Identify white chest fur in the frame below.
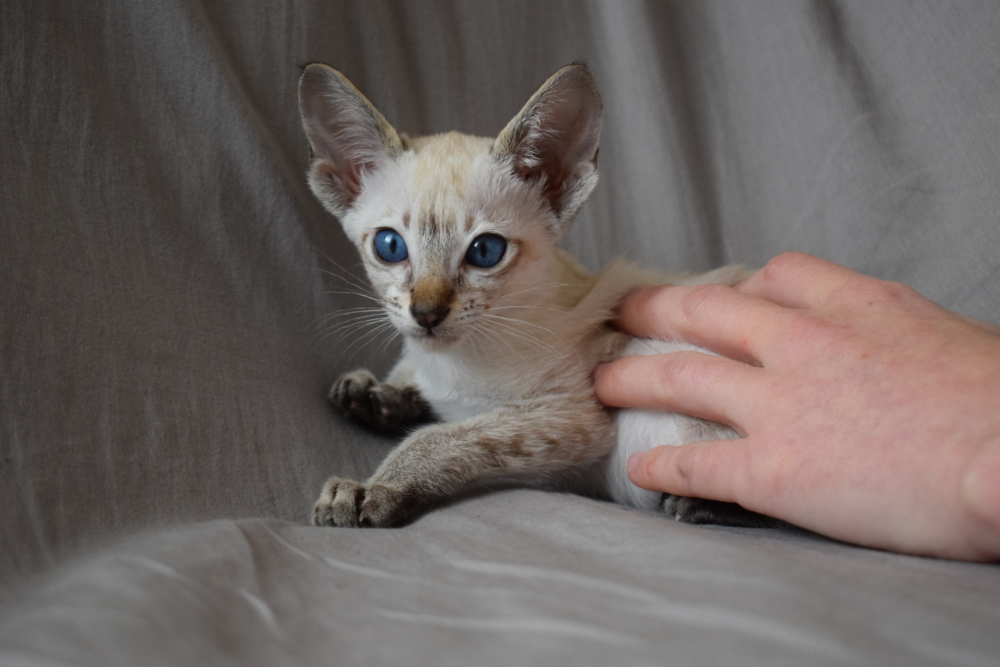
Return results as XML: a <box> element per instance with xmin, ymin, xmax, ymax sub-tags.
<box><xmin>407</xmin><ymin>348</ymin><xmax>514</xmax><ymax>423</ymax></box>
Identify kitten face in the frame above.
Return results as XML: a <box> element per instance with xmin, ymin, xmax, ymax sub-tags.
<box><xmin>299</xmin><ymin>64</ymin><xmax>603</xmax><ymax>351</ymax></box>
<box><xmin>342</xmin><ymin>133</ymin><xmax>556</xmax><ymax>349</ymax></box>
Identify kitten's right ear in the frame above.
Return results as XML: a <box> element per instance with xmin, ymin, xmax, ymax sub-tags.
<box><xmin>298</xmin><ymin>64</ymin><xmax>404</xmax><ymax>217</ymax></box>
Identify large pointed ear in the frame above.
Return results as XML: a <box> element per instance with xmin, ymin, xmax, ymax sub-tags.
<box><xmin>493</xmin><ymin>64</ymin><xmax>603</xmax><ymax>230</ymax></box>
<box><xmin>298</xmin><ymin>64</ymin><xmax>405</xmax><ymax>217</ymax></box>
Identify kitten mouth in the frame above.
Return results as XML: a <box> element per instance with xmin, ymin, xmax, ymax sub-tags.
<box><xmin>412</xmin><ymin>327</ymin><xmax>460</xmax><ymax>348</ymax></box>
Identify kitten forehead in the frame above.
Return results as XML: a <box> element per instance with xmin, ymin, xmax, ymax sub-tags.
<box><xmin>407</xmin><ymin>131</ymin><xmax>493</xmax><ymax>232</ymax></box>
<box><xmin>344</xmin><ymin>129</ymin><xmax>548</xmax><ymax>249</ymax></box>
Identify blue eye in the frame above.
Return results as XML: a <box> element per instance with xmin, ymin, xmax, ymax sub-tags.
<box><xmin>374</xmin><ymin>229</ymin><xmax>408</xmax><ymax>263</ymax></box>
<box><xmin>465</xmin><ymin>234</ymin><xmax>507</xmax><ymax>268</ymax></box>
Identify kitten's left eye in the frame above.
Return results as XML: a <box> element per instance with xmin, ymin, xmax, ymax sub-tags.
<box><xmin>465</xmin><ymin>234</ymin><xmax>507</xmax><ymax>268</ymax></box>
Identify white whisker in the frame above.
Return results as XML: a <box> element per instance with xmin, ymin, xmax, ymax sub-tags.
<box><xmin>342</xmin><ymin>321</ymin><xmax>398</xmax><ymax>363</ymax></box>
<box><xmin>478</xmin><ymin>315</ymin><xmax>562</xmax><ymax>360</ymax></box>
<box><xmin>488</xmin><ymin>304</ymin><xmax>606</xmax><ymax>335</ymax></box>
<box><xmin>313</xmin><ymin>307</ymin><xmax>385</xmax><ymax>327</ymax></box>
<box><xmin>318</xmin><ymin>315</ymin><xmax>391</xmax><ymax>340</ymax></box>
<box><xmin>316</xmin><ymin>315</ymin><xmax>392</xmax><ymax>345</ymax></box>
<box><xmin>373</xmin><ymin>326</ymin><xmax>403</xmax><ymax>360</ymax></box>
<box><xmin>321</xmin><ymin>289</ymin><xmax>383</xmax><ymax>305</ymax></box>
<box><xmin>315</xmin><ymin>251</ymin><xmax>373</xmax><ymax>288</ymax></box>
<box><xmin>498</xmin><ymin>282</ymin><xmax>580</xmax><ymax>299</ymax></box>
<box><xmin>316</xmin><ymin>269</ymin><xmax>382</xmax><ymax>302</ymax></box>
<box><xmin>482</xmin><ymin>312</ymin><xmax>569</xmax><ymax>344</ymax></box>
<box><xmin>470</xmin><ymin>320</ymin><xmax>528</xmax><ymax>364</ymax></box>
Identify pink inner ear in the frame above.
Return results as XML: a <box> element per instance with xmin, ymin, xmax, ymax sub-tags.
<box><xmin>515</xmin><ymin>160</ymin><xmax>569</xmax><ymax>214</ymax></box>
<box><xmin>504</xmin><ymin>68</ymin><xmax>601</xmax><ymax>218</ymax></box>
<box><xmin>315</xmin><ymin>159</ymin><xmax>365</xmax><ymax>208</ymax></box>
<box><xmin>513</xmin><ymin>115</ymin><xmax>591</xmax><ymax>215</ymax></box>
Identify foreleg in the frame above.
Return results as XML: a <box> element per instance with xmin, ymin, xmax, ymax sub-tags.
<box><xmin>314</xmin><ymin>395</ymin><xmax>612</xmax><ymax>527</ymax></box>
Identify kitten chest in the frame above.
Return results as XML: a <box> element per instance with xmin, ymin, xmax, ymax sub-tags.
<box><xmin>408</xmin><ymin>350</ymin><xmax>517</xmax><ymax>423</ymax></box>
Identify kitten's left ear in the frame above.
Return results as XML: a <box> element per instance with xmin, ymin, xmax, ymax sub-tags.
<box><xmin>494</xmin><ymin>64</ymin><xmax>603</xmax><ymax>232</ymax></box>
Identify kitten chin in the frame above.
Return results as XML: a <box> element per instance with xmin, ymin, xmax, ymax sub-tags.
<box><xmin>411</xmin><ymin>331</ymin><xmax>462</xmax><ymax>351</ymax></box>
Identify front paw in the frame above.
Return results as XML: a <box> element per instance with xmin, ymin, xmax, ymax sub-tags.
<box><xmin>328</xmin><ymin>369</ymin><xmax>429</xmax><ymax>433</ymax></box>
<box><xmin>312</xmin><ymin>476</ymin><xmax>411</xmax><ymax>528</ymax></box>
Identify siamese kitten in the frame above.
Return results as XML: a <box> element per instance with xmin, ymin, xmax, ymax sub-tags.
<box><xmin>300</xmin><ymin>63</ymin><xmax>774</xmax><ymax>529</ymax></box>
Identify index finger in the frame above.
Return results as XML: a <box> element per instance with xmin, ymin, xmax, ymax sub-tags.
<box><xmin>614</xmin><ymin>282</ymin><xmax>795</xmax><ymax>364</ymax></box>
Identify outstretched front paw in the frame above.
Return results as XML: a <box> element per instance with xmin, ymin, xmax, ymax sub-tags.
<box><xmin>312</xmin><ymin>476</ymin><xmax>412</xmax><ymax>528</ymax></box>
<box><xmin>328</xmin><ymin>369</ymin><xmax>430</xmax><ymax>433</ymax></box>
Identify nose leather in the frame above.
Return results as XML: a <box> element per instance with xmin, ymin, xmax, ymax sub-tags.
<box><xmin>410</xmin><ymin>277</ymin><xmax>454</xmax><ymax>331</ymax></box>
<box><xmin>410</xmin><ymin>302</ymin><xmax>451</xmax><ymax>330</ymax></box>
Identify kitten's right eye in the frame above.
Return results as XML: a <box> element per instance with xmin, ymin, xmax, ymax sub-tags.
<box><xmin>374</xmin><ymin>229</ymin><xmax>408</xmax><ymax>263</ymax></box>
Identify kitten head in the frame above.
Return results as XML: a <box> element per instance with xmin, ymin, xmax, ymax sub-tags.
<box><xmin>299</xmin><ymin>64</ymin><xmax>602</xmax><ymax>350</ymax></box>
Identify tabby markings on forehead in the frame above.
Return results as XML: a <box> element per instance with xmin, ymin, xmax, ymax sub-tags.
<box><xmin>421</xmin><ymin>213</ymin><xmax>441</xmax><ymax>238</ymax></box>
<box><xmin>413</xmin><ymin>211</ymin><xmax>468</xmax><ymax>240</ymax></box>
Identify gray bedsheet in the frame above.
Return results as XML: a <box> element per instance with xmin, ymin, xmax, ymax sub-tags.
<box><xmin>2</xmin><ymin>1</ymin><xmax>999</xmax><ymax>665</ymax></box>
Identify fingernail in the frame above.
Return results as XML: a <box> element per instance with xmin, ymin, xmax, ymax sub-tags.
<box><xmin>627</xmin><ymin>452</ymin><xmax>643</xmax><ymax>472</ymax></box>
<box><xmin>592</xmin><ymin>363</ymin><xmax>607</xmax><ymax>382</ymax></box>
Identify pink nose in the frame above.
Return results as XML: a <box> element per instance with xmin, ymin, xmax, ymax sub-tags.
<box><xmin>410</xmin><ymin>303</ymin><xmax>450</xmax><ymax>330</ymax></box>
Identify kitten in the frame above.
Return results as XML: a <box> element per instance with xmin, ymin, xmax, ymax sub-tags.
<box><xmin>300</xmin><ymin>63</ymin><xmax>775</xmax><ymax>529</ymax></box>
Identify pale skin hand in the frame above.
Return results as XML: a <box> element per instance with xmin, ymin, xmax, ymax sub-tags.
<box><xmin>593</xmin><ymin>252</ymin><xmax>1000</xmax><ymax>561</ymax></box>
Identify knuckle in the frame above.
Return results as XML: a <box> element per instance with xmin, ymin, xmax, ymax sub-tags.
<box><xmin>873</xmin><ymin>279</ymin><xmax>914</xmax><ymax>303</ymax></box>
<box><xmin>840</xmin><ymin>276</ymin><xmax>914</xmax><ymax>306</ymax></box>
<box><xmin>651</xmin><ymin>353</ymin><xmax>704</xmax><ymax>404</ymax></box>
<box><xmin>680</xmin><ymin>283</ymin><xmax>728</xmax><ymax>320</ymax></box>
<box><xmin>669</xmin><ymin>448</ymin><xmax>700</xmax><ymax>494</ymax></box>
<box><xmin>763</xmin><ymin>251</ymin><xmax>811</xmax><ymax>281</ymax></box>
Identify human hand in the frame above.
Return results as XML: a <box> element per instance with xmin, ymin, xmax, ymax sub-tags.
<box><xmin>593</xmin><ymin>252</ymin><xmax>1000</xmax><ymax>561</ymax></box>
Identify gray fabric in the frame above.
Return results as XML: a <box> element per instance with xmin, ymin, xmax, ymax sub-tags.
<box><xmin>3</xmin><ymin>498</ymin><xmax>1000</xmax><ymax>667</ymax></box>
<box><xmin>1</xmin><ymin>0</ymin><xmax>998</xmax><ymax>664</ymax></box>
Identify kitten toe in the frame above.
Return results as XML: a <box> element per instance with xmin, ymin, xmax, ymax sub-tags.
<box><xmin>331</xmin><ymin>480</ymin><xmax>367</xmax><ymax>527</ymax></box>
<box><xmin>358</xmin><ymin>484</ymin><xmax>410</xmax><ymax>527</ymax></box>
<box><xmin>329</xmin><ymin>370</ymin><xmax>379</xmax><ymax>421</ymax></box>
<box><xmin>367</xmin><ymin>384</ymin><xmax>432</xmax><ymax>430</ymax></box>
<box><xmin>313</xmin><ymin>476</ymin><xmax>365</xmax><ymax>527</ymax></box>
<box><xmin>312</xmin><ymin>481</ymin><xmax>337</xmax><ymax>526</ymax></box>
